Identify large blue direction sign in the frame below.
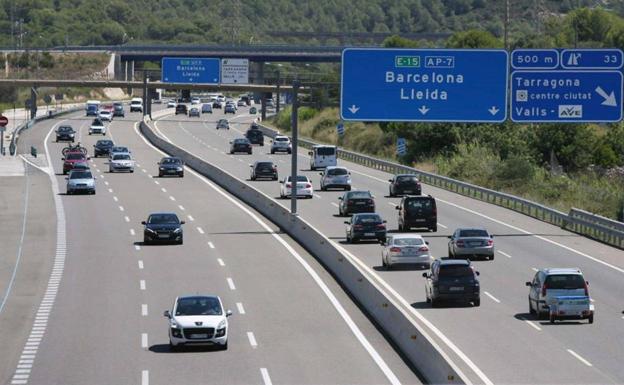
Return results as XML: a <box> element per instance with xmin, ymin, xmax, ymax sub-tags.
<box><xmin>511</xmin><ymin>71</ymin><xmax>623</xmax><ymax>123</ymax></box>
<box><xmin>161</xmin><ymin>57</ymin><xmax>220</xmax><ymax>84</ymax></box>
<box><xmin>561</xmin><ymin>49</ymin><xmax>623</xmax><ymax>69</ymax></box>
<box><xmin>341</xmin><ymin>48</ymin><xmax>508</xmax><ymax>122</ymax></box>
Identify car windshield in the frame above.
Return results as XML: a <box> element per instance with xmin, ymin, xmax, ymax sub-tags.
<box><xmin>113</xmin><ymin>154</ymin><xmax>131</xmax><ymax>160</ymax></box>
<box><xmin>275</xmin><ymin>137</ymin><xmax>289</xmax><ymax>142</ymax></box>
<box><xmin>545</xmin><ymin>274</ymin><xmax>585</xmax><ymax>289</ymax></box>
<box><xmin>347</xmin><ymin>191</ymin><xmax>371</xmax><ymax>199</ymax></box>
<box><xmin>316</xmin><ymin>147</ymin><xmax>335</xmax><ymax>156</ymax></box>
<box><xmin>256</xmin><ymin>162</ymin><xmax>273</xmax><ymax>168</ymax></box>
<box><xmin>459</xmin><ymin>229</ymin><xmax>489</xmax><ymax>237</ymax></box>
<box><xmin>97</xmin><ymin>141</ymin><xmax>113</xmax><ymax>146</ymax></box>
<box><xmin>327</xmin><ymin>168</ymin><xmax>348</xmax><ymax>176</ymax></box>
<box><xmin>176</xmin><ymin>297</ymin><xmax>222</xmax><ymax>316</ymax></box>
<box><xmin>92</xmin><ymin>119</ymin><xmax>103</xmax><ymax>125</ymax></box>
<box><xmin>114</xmin><ymin>105</ymin><xmax>123</xmax><ymax>110</ymax></box>
<box><xmin>354</xmin><ymin>214</ymin><xmax>381</xmax><ymax>224</ymax></box>
<box><xmin>148</xmin><ymin>214</ymin><xmax>179</xmax><ymax>224</ymax></box>
<box><xmin>234</xmin><ymin>139</ymin><xmax>249</xmax><ymax>144</ymax></box>
<box><xmin>162</xmin><ymin>158</ymin><xmax>181</xmax><ymax>164</ymax></box>
<box><xmin>100</xmin><ymin>111</ymin><xmax>110</xmax><ymax>115</ymax></box>
<box><xmin>397</xmin><ymin>176</ymin><xmax>418</xmax><ymax>183</ymax></box>
<box><xmin>406</xmin><ymin>199</ymin><xmax>432</xmax><ymax>210</ymax></box>
<box><xmin>70</xmin><ymin>171</ymin><xmax>92</xmax><ymax>179</ymax></box>
<box><xmin>66</xmin><ymin>153</ymin><xmax>86</xmax><ymax>160</ymax></box>
<box><xmin>394</xmin><ymin>238</ymin><xmax>424</xmax><ymax>246</ymax></box>
<box><xmin>218</xmin><ymin>120</ymin><xmax>227</xmax><ymax>124</ymax></box>
<box><xmin>58</xmin><ymin>126</ymin><xmax>73</xmax><ymax>132</ymax></box>
<box><xmin>439</xmin><ymin>265</ymin><xmax>474</xmax><ymax>278</ymax></box>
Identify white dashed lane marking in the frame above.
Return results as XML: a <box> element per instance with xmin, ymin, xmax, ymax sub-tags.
<box><xmin>142</xmin><ymin>370</ymin><xmax>149</xmax><ymax>385</ymax></box>
<box><xmin>124</xmin><ymin>216</ymin><xmax>130</xmax><ymax>222</ymax></box>
<box><xmin>236</xmin><ymin>302</ymin><xmax>246</xmax><ymax>314</ymax></box>
<box><xmin>260</xmin><ymin>368</ymin><xmax>272</xmax><ymax>385</ymax></box>
<box><xmin>142</xmin><ymin>304</ymin><xmax>148</xmax><ymax>316</ymax></box>
<box><xmin>331</xmin><ymin>202</ymin><xmax>339</xmax><ymax>207</ymax></box>
<box><xmin>108</xmin><ymin>188</ymin><xmax>113</xmax><ymax>193</ymax></box>
<box><xmin>437</xmin><ymin>222</ymin><xmax>448</xmax><ymax>229</ymax></box>
<box><xmin>208</xmin><ymin>241</ymin><xmax>215</xmax><ymax>249</ymax></box>
<box><xmin>119</xmin><ymin>206</ymin><xmax>125</xmax><ymax>212</ymax></box>
<box><xmin>247</xmin><ymin>331</ymin><xmax>258</xmax><ymax>348</ymax></box>
<box><xmin>499</xmin><ymin>251</ymin><xmax>513</xmax><ymax>258</ymax></box>
<box><xmin>130</xmin><ymin>229</ymin><xmax>136</xmax><ymax>236</ymax></box>
<box><xmin>113</xmin><ymin>196</ymin><xmax>118</xmax><ymax>202</ymax></box>
<box><xmin>141</xmin><ymin>333</ymin><xmax>148</xmax><ymax>349</ymax></box>
<box><xmin>138</xmin><ymin>260</ymin><xmax>144</xmax><ymax>269</ymax></box>
<box><xmin>227</xmin><ymin>278</ymin><xmax>236</xmax><ymax>290</ymax></box>
<box><xmin>169</xmin><ymin>196</ymin><xmax>176</xmax><ymax>201</ymax></box>
<box><xmin>178</xmin><ymin>205</ymin><xmax>185</xmax><ymax>211</ymax></box>
<box><xmin>161</xmin><ymin>188</ymin><xmax>167</xmax><ymax>193</ymax></box>
<box><xmin>197</xmin><ymin>227</ymin><xmax>205</xmax><ymax>234</ymax></box>
<box><xmin>217</xmin><ymin>258</ymin><xmax>225</xmax><ymax>266</ymax></box>
<box><xmin>187</xmin><ymin>215</ymin><xmax>195</xmax><ymax>221</ymax></box>
<box><xmin>140</xmin><ymin>280</ymin><xmax>146</xmax><ymax>290</ymax></box>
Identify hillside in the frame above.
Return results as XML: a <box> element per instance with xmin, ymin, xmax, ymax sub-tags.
<box><xmin>1</xmin><ymin>0</ymin><xmax>622</xmax><ymax>47</ymax></box>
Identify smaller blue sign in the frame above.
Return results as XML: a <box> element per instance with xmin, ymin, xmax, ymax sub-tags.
<box><xmin>162</xmin><ymin>57</ymin><xmax>220</xmax><ymax>84</ymax></box>
<box><xmin>336</xmin><ymin>122</ymin><xmax>345</xmax><ymax>136</ymax></box>
<box><xmin>561</xmin><ymin>49</ymin><xmax>623</xmax><ymax>70</ymax></box>
<box><xmin>396</xmin><ymin>138</ymin><xmax>407</xmax><ymax>156</ymax></box>
<box><xmin>512</xmin><ymin>49</ymin><xmax>559</xmax><ymax>69</ymax></box>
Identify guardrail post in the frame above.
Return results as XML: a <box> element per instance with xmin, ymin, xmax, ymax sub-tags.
<box><xmin>31</xmin><ymin>146</ymin><xmax>37</xmax><ymax>158</ymax></box>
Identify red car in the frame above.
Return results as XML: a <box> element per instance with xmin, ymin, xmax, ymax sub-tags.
<box><xmin>62</xmin><ymin>151</ymin><xmax>89</xmax><ymax>174</ymax></box>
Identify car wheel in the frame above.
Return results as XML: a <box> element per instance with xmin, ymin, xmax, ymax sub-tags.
<box><xmin>271</xmin><ymin>150</ymin><xmax>275</xmax><ymax>154</ymax></box>
<box><xmin>382</xmin><ymin>257</ymin><xmax>387</xmax><ymax>267</ymax></box>
<box><xmin>248</xmin><ymin>150</ymin><xmax>252</xmax><ymax>154</ymax></box>
<box><xmin>398</xmin><ymin>222</ymin><xmax>404</xmax><ymax>231</ymax></box>
<box><xmin>178</xmin><ymin>238</ymin><xmax>183</xmax><ymax>245</ymax></box>
<box><xmin>425</xmin><ymin>294</ymin><xmax>431</xmax><ymax>303</ymax></box>
<box><xmin>287</xmin><ymin>150</ymin><xmax>291</xmax><ymax>154</ymax></box>
<box><xmin>473</xmin><ymin>298</ymin><xmax>481</xmax><ymax>307</ymax></box>
<box><xmin>158</xmin><ymin>172</ymin><xmax>163</xmax><ymax>177</ymax></box>
<box><xmin>431</xmin><ymin>297</ymin><xmax>438</xmax><ymax>308</ymax></box>
<box><xmin>219</xmin><ymin>341</ymin><xmax>228</xmax><ymax>350</ymax></box>
<box><xmin>431</xmin><ymin>226</ymin><xmax>437</xmax><ymax>232</ymax></box>
<box><xmin>169</xmin><ymin>341</ymin><xmax>179</xmax><ymax>352</ymax></box>
<box><xmin>588</xmin><ymin>314</ymin><xmax>594</xmax><ymax>324</ymax></box>
<box><xmin>251</xmin><ymin>176</ymin><xmax>256</xmax><ymax>181</ymax></box>
<box><xmin>549</xmin><ymin>314</ymin><xmax>556</xmax><ymax>324</ymax></box>
<box><xmin>489</xmin><ymin>254</ymin><xmax>495</xmax><ymax>261</ymax></box>
<box><xmin>389</xmin><ymin>189</ymin><xmax>393</xmax><ymax>197</ymax></box>
<box><xmin>91</xmin><ymin>190</ymin><xmax>96</xmax><ymax>195</ymax></box>
<box><xmin>321</xmin><ymin>185</ymin><xmax>326</xmax><ymax>191</ymax></box>
<box><xmin>144</xmin><ymin>238</ymin><xmax>150</xmax><ymax>245</ymax></box>
<box><xmin>529</xmin><ymin>299</ymin><xmax>535</xmax><ymax>315</ymax></box>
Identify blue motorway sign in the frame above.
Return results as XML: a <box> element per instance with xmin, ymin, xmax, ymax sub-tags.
<box><xmin>512</xmin><ymin>49</ymin><xmax>559</xmax><ymax>69</ymax></box>
<box><xmin>161</xmin><ymin>57</ymin><xmax>220</xmax><ymax>84</ymax></box>
<box><xmin>511</xmin><ymin>71</ymin><xmax>623</xmax><ymax>122</ymax></box>
<box><xmin>396</xmin><ymin>138</ymin><xmax>407</xmax><ymax>156</ymax></box>
<box><xmin>336</xmin><ymin>122</ymin><xmax>345</xmax><ymax>136</ymax></box>
<box><xmin>561</xmin><ymin>49</ymin><xmax>623</xmax><ymax>70</ymax></box>
<box><xmin>340</xmin><ymin>48</ymin><xmax>509</xmax><ymax>122</ymax></box>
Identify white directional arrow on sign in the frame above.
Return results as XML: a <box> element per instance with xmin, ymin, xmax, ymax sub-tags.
<box><xmin>595</xmin><ymin>86</ymin><xmax>617</xmax><ymax>107</ymax></box>
<box><xmin>418</xmin><ymin>106</ymin><xmax>429</xmax><ymax>115</ymax></box>
<box><xmin>348</xmin><ymin>105</ymin><xmax>360</xmax><ymax>114</ymax></box>
<box><xmin>488</xmin><ymin>106</ymin><xmax>500</xmax><ymax>115</ymax></box>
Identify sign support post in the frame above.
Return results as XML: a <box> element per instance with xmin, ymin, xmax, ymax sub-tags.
<box><xmin>290</xmin><ymin>80</ymin><xmax>300</xmax><ymax>215</ymax></box>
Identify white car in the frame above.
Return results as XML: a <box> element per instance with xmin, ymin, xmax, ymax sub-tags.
<box><xmin>270</xmin><ymin>135</ymin><xmax>292</xmax><ymax>154</ymax></box>
<box><xmin>98</xmin><ymin>110</ymin><xmax>113</xmax><ymax>122</ymax></box>
<box><xmin>109</xmin><ymin>153</ymin><xmax>135</xmax><ymax>173</ymax></box>
<box><xmin>130</xmin><ymin>98</ymin><xmax>143</xmax><ymax>112</ymax></box>
<box><xmin>279</xmin><ymin>175</ymin><xmax>313</xmax><ymax>199</ymax></box>
<box><xmin>167</xmin><ymin>100</ymin><xmax>177</xmax><ymax>108</ymax></box>
<box><xmin>191</xmin><ymin>97</ymin><xmax>200</xmax><ymax>105</ymax></box>
<box><xmin>89</xmin><ymin>120</ymin><xmax>106</xmax><ymax>135</ymax></box>
<box><xmin>164</xmin><ymin>295</ymin><xmax>231</xmax><ymax>351</ymax></box>
<box><xmin>381</xmin><ymin>234</ymin><xmax>432</xmax><ymax>269</ymax></box>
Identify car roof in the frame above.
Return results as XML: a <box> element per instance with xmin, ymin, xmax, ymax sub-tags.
<box><xmin>396</xmin><ymin>174</ymin><xmax>418</xmax><ymax>177</ymax></box>
<box><xmin>391</xmin><ymin>233</ymin><xmax>424</xmax><ymax>239</ymax></box>
<box><xmin>542</xmin><ymin>268</ymin><xmax>583</xmax><ymax>275</ymax></box>
<box><xmin>177</xmin><ymin>295</ymin><xmax>220</xmax><ymax>302</ymax></box>
<box><xmin>457</xmin><ymin>227</ymin><xmax>488</xmax><ymax>232</ymax></box>
<box><xmin>326</xmin><ymin>166</ymin><xmax>347</xmax><ymax>170</ymax></box>
<box><xmin>148</xmin><ymin>212</ymin><xmax>178</xmax><ymax>216</ymax></box>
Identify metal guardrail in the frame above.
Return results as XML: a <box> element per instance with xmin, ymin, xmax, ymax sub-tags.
<box><xmin>257</xmin><ymin>123</ymin><xmax>624</xmax><ymax>249</ymax></box>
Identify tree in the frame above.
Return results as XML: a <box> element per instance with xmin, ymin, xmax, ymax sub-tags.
<box><xmin>445</xmin><ymin>29</ymin><xmax>503</xmax><ymax>48</ymax></box>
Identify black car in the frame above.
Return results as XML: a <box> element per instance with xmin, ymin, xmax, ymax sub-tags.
<box><xmin>389</xmin><ymin>174</ymin><xmax>422</xmax><ymax>196</ymax></box>
<box><xmin>142</xmin><ymin>212</ymin><xmax>185</xmax><ymax>245</ymax></box>
<box><xmin>423</xmin><ymin>259</ymin><xmax>480</xmax><ymax>307</ymax></box>
<box><xmin>338</xmin><ymin>190</ymin><xmax>375</xmax><ymax>216</ymax></box>
<box><xmin>212</xmin><ymin>100</ymin><xmax>222</xmax><ymax>109</ymax></box>
<box><xmin>113</xmin><ymin>103</ymin><xmax>125</xmax><ymax>117</ymax></box>
<box><xmin>344</xmin><ymin>213</ymin><xmax>386</xmax><ymax>243</ymax></box>
<box><xmin>158</xmin><ymin>157</ymin><xmax>184</xmax><ymax>177</ymax></box>
<box><xmin>55</xmin><ymin>125</ymin><xmax>75</xmax><ymax>142</ymax></box>
<box><xmin>230</xmin><ymin>138</ymin><xmax>252</xmax><ymax>154</ymax></box>
<box><xmin>93</xmin><ymin>139</ymin><xmax>115</xmax><ymax>157</ymax></box>
<box><xmin>245</xmin><ymin>126</ymin><xmax>264</xmax><ymax>146</ymax></box>
<box><xmin>250</xmin><ymin>161</ymin><xmax>277</xmax><ymax>180</ymax></box>
<box><xmin>216</xmin><ymin>119</ymin><xmax>229</xmax><ymax>130</ymax></box>
<box><xmin>396</xmin><ymin>195</ymin><xmax>437</xmax><ymax>232</ymax></box>
<box><xmin>175</xmin><ymin>104</ymin><xmax>188</xmax><ymax>115</ymax></box>
<box><xmin>224</xmin><ymin>104</ymin><xmax>236</xmax><ymax>114</ymax></box>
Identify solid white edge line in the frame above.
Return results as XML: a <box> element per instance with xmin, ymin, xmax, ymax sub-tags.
<box><xmin>135</xmin><ymin>120</ymin><xmax>403</xmax><ymax>385</ymax></box>
<box><xmin>484</xmin><ymin>291</ymin><xmax>501</xmax><ymax>303</ymax></box>
<box><xmin>567</xmin><ymin>349</ymin><xmax>593</xmax><ymax>366</ymax></box>
<box><xmin>260</xmin><ymin>368</ymin><xmax>272</xmax><ymax>385</ymax></box>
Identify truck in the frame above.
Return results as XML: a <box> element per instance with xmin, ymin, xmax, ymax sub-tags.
<box><xmin>85</xmin><ymin>100</ymin><xmax>101</xmax><ymax>116</ymax></box>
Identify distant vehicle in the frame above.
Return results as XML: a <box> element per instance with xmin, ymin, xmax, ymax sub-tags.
<box><xmin>320</xmin><ymin>166</ymin><xmax>351</xmax><ymax>191</ymax></box>
<box><xmin>98</xmin><ymin>110</ymin><xmax>113</xmax><ymax>122</ymax></box>
<box><xmin>142</xmin><ymin>212</ymin><xmax>185</xmax><ymax>245</ymax></box>
<box><xmin>109</xmin><ymin>146</ymin><xmax>130</xmax><ymax>157</ymax></box>
<box><xmin>245</xmin><ymin>126</ymin><xmax>264</xmax><ymax>146</ymax></box>
<box><xmin>212</xmin><ymin>100</ymin><xmax>223</xmax><ymax>109</ymax></box>
<box><xmin>85</xmin><ymin>100</ymin><xmax>100</xmax><ymax>116</ymax></box>
<box><xmin>130</xmin><ymin>97</ymin><xmax>143</xmax><ymax>112</ymax></box>
<box><xmin>229</xmin><ymin>138</ymin><xmax>252</xmax><ymax>154</ymax></box>
<box><xmin>167</xmin><ymin>100</ymin><xmax>177</xmax><ymax>108</ymax></box>
<box><xmin>225</xmin><ymin>101</ymin><xmax>237</xmax><ymax>111</ymax></box>
<box><xmin>109</xmin><ymin>153</ymin><xmax>135</xmax><ymax>173</ymax></box>
<box><xmin>189</xmin><ymin>107</ymin><xmax>201</xmax><ymax>117</ymax></box>
<box><xmin>201</xmin><ymin>104</ymin><xmax>213</xmax><ymax>114</ymax></box>
<box><xmin>396</xmin><ymin>195</ymin><xmax>437</xmax><ymax>232</ymax></box>
<box><xmin>250</xmin><ymin>161</ymin><xmax>278</xmax><ymax>181</ymax></box>
<box><xmin>308</xmin><ymin>145</ymin><xmax>337</xmax><ymax>170</ymax></box>
<box><xmin>240</xmin><ymin>95</ymin><xmax>251</xmax><ymax>106</ymax></box>
<box><xmin>216</xmin><ymin>119</ymin><xmax>229</xmax><ymax>130</ymax></box>
<box><xmin>158</xmin><ymin>157</ymin><xmax>184</xmax><ymax>178</ymax></box>
<box><xmin>191</xmin><ymin>97</ymin><xmax>200</xmax><ymax>105</ymax></box>
<box><xmin>448</xmin><ymin>228</ymin><xmax>495</xmax><ymax>260</ymax></box>
<box><xmin>388</xmin><ymin>174</ymin><xmax>422</xmax><ymax>196</ymax></box>
<box><xmin>526</xmin><ymin>268</ymin><xmax>593</xmax><ymax>323</ymax></box>
<box><xmin>381</xmin><ymin>234</ymin><xmax>432</xmax><ymax>269</ymax></box>
<box><xmin>224</xmin><ymin>104</ymin><xmax>236</xmax><ymax>114</ymax></box>
<box><xmin>93</xmin><ymin>139</ymin><xmax>115</xmax><ymax>157</ymax></box>
<box><xmin>113</xmin><ymin>103</ymin><xmax>125</xmax><ymax>117</ymax></box>
<box><xmin>66</xmin><ymin>169</ymin><xmax>96</xmax><ymax>195</ymax></box>
<box><xmin>424</xmin><ymin>259</ymin><xmax>480</xmax><ymax>307</ymax></box>
<box><xmin>237</xmin><ymin>99</ymin><xmax>246</xmax><ymax>107</ymax></box>
<box><xmin>164</xmin><ymin>295</ymin><xmax>231</xmax><ymax>351</ymax></box>
<box><xmin>175</xmin><ymin>104</ymin><xmax>188</xmax><ymax>115</ymax></box>
<box><xmin>279</xmin><ymin>175</ymin><xmax>313</xmax><ymax>199</ymax></box>
<box><xmin>344</xmin><ymin>213</ymin><xmax>386</xmax><ymax>243</ymax></box>
<box><xmin>249</xmin><ymin>107</ymin><xmax>257</xmax><ymax>114</ymax></box>
<box><xmin>270</xmin><ymin>135</ymin><xmax>291</xmax><ymax>154</ymax></box>
<box><xmin>89</xmin><ymin>118</ymin><xmax>106</xmax><ymax>135</ymax></box>
<box><xmin>62</xmin><ymin>152</ymin><xmax>89</xmax><ymax>175</ymax></box>
<box><xmin>265</xmin><ymin>99</ymin><xmax>275</xmax><ymax>108</ymax></box>
<box><xmin>338</xmin><ymin>190</ymin><xmax>375</xmax><ymax>216</ymax></box>
<box><xmin>55</xmin><ymin>126</ymin><xmax>75</xmax><ymax>142</ymax></box>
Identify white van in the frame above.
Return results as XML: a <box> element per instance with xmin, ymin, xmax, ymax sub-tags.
<box><xmin>308</xmin><ymin>145</ymin><xmax>337</xmax><ymax>170</ymax></box>
<box><xmin>130</xmin><ymin>97</ymin><xmax>143</xmax><ymax>112</ymax></box>
<box><xmin>85</xmin><ymin>100</ymin><xmax>101</xmax><ymax>116</ymax></box>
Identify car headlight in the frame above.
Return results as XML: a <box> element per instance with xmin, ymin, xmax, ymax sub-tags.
<box><xmin>173</xmin><ymin>228</ymin><xmax>182</xmax><ymax>234</ymax></box>
<box><xmin>176</xmin><ymin>167</ymin><xmax>183</xmax><ymax>171</ymax></box>
<box><xmin>217</xmin><ymin>319</ymin><xmax>226</xmax><ymax>329</ymax></box>
<box><xmin>159</xmin><ymin>167</ymin><xmax>165</xmax><ymax>170</ymax></box>
<box><xmin>145</xmin><ymin>228</ymin><xmax>156</xmax><ymax>234</ymax></box>
<box><xmin>69</xmin><ymin>134</ymin><xmax>75</xmax><ymax>137</ymax></box>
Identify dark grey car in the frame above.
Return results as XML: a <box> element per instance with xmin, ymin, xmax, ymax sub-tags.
<box><xmin>158</xmin><ymin>157</ymin><xmax>184</xmax><ymax>177</ymax></box>
<box><xmin>423</xmin><ymin>259</ymin><xmax>480</xmax><ymax>307</ymax></box>
<box><xmin>448</xmin><ymin>228</ymin><xmax>495</xmax><ymax>260</ymax></box>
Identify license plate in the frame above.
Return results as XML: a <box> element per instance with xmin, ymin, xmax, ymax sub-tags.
<box><xmin>356</xmin><ymin>202</ymin><xmax>366</xmax><ymax>205</ymax></box>
<box><xmin>364</xmin><ymin>233</ymin><xmax>375</xmax><ymax>236</ymax></box>
<box><xmin>167</xmin><ymin>170</ymin><xmax>177</xmax><ymax>173</ymax></box>
<box><xmin>449</xmin><ymin>287</ymin><xmax>464</xmax><ymax>291</ymax></box>
<box><xmin>404</xmin><ymin>190</ymin><xmax>413</xmax><ymax>193</ymax></box>
<box><xmin>414</xmin><ymin>219</ymin><xmax>426</xmax><ymax>222</ymax></box>
<box><xmin>469</xmin><ymin>242</ymin><xmax>482</xmax><ymax>247</ymax></box>
<box><xmin>158</xmin><ymin>234</ymin><xmax>169</xmax><ymax>239</ymax></box>
<box><xmin>191</xmin><ymin>334</ymin><xmax>208</xmax><ymax>339</ymax></box>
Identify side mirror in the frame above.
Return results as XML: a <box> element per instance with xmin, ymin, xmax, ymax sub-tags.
<box><xmin>379</xmin><ymin>240</ymin><xmax>386</xmax><ymax>245</ymax></box>
<box><xmin>344</xmin><ymin>221</ymin><xmax>349</xmax><ymax>224</ymax></box>
<box><xmin>425</xmin><ymin>241</ymin><xmax>429</xmax><ymax>245</ymax></box>
<box><xmin>525</xmin><ymin>282</ymin><xmax>532</xmax><ymax>286</ymax></box>
<box><xmin>475</xmin><ymin>271</ymin><xmax>480</xmax><ymax>276</ymax></box>
<box><xmin>422</xmin><ymin>272</ymin><xmax>428</xmax><ymax>278</ymax></box>
<box><xmin>395</xmin><ymin>206</ymin><xmax>400</xmax><ymax>210</ymax></box>
<box><xmin>338</xmin><ymin>197</ymin><xmax>343</xmax><ymax>200</ymax></box>
<box><xmin>382</xmin><ymin>220</ymin><xmax>387</xmax><ymax>223</ymax></box>
<box><xmin>586</xmin><ymin>281</ymin><xmax>589</xmax><ymax>286</ymax></box>
<box><xmin>180</xmin><ymin>220</ymin><xmax>186</xmax><ymax>225</ymax></box>
<box><xmin>61</xmin><ymin>157</ymin><xmax>65</xmax><ymax>160</ymax></box>
<box><xmin>490</xmin><ymin>235</ymin><xmax>494</xmax><ymax>239</ymax></box>
<box><xmin>279</xmin><ymin>180</ymin><xmax>283</xmax><ymax>184</ymax></box>
<box><xmin>319</xmin><ymin>172</ymin><xmax>323</xmax><ymax>176</ymax></box>
<box><xmin>388</xmin><ymin>179</ymin><xmax>393</xmax><ymax>183</ymax></box>
<box><xmin>163</xmin><ymin>310</ymin><xmax>171</xmax><ymax>318</ymax></box>
<box><xmin>226</xmin><ymin>310</ymin><xmax>233</xmax><ymax>317</ymax></box>
<box><xmin>64</xmin><ymin>177</ymin><xmax>68</xmax><ymax>180</ymax></box>
<box><xmin>141</xmin><ymin>221</ymin><xmax>146</xmax><ymax>225</ymax></box>
<box><xmin>308</xmin><ymin>151</ymin><xmax>312</xmax><ymax>155</ymax></box>
<box><xmin>249</xmin><ymin>164</ymin><xmax>253</xmax><ymax>167</ymax></box>
<box><xmin>447</xmin><ymin>236</ymin><xmax>452</xmax><ymax>239</ymax></box>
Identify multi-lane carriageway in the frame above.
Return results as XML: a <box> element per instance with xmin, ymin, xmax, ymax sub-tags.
<box><xmin>1</xmin><ymin>103</ymin><xmax>624</xmax><ymax>385</ymax></box>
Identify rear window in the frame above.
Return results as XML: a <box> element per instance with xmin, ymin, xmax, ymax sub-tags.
<box><xmin>234</xmin><ymin>139</ymin><xmax>249</xmax><ymax>144</ymax></box>
<box><xmin>162</xmin><ymin>158</ymin><xmax>181</xmax><ymax>164</ymax></box>
<box><xmin>396</xmin><ymin>176</ymin><xmax>419</xmax><ymax>183</ymax></box>
<box><xmin>327</xmin><ymin>168</ymin><xmax>348</xmax><ymax>176</ymax></box>
<box><xmin>97</xmin><ymin>141</ymin><xmax>113</xmax><ymax>146</ymax></box>
<box><xmin>247</xmin><ymin>130</ymin><xmax>263</xmax><ymax>137</ymax></box>
<box><xmin>70</xmin><ymin>171</ymin><xmax>92</xmax><ymax>179</ymax></box>
<box><xmin>405</xmin><ymin>198</ymin><xmax>433</xmax><ymax>210</ymax></box>
<box><xmin>347</xmin><ymin>191</ymin><xmax>372</xmax><ymax>199</ymax></box>
<box><xmin>315</xmin><ymin>147</ymin><xmax>335</xmax><ymax>156</ymax></box>
<box><xmin>439</xmin><ymin>265</ymin><xmax>474</xmax><ymax>278</ymax></box>
<box><xmin>287</xmin><ymin>176</ymin><xmax>309</xmax><ymax>182</ymax></box>
<box><xmin>393</xmin><ymin>238</ymin><xmax>424</xmax><ymax>246</ymax></box>
<box><xmin>354</xmin><ymin>214</ymin><xmax>382</xmax><ymax>224</ymax></box>
<box><xmin>256</xmin><ymin>162</ymin><xmax>273</xmax><ymax>168</ymax></box>
<box><xmin>459</xmin><ymin>229</ymin><xmax>489</xmax><ymax>237</ymax></box>
<box><xmin>113</xmin><ymin>154</ymin><xmax>131</xmax><ymax>160</ymax></box>
<box><xmin>545</xmin><ymin>274</ymin><xmax>585</xmax><ymax>289</ymax></box>
<box><xmin>275</xmin><ymin>137</ymin><xmax>289</xmax><ymax>142</ymax></box>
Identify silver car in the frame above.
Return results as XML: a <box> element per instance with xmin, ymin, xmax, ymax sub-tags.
<box><xmin>320</xmin><ymin>166</ymin><xmax>351</xmax><ymax>191</ymax></box>
<box><xmin>270</xmin><ymin>135</ymin><xmax>292</xmax><ymax>154</ymax></box>
<box><xmin>447</xmin><ymin>228</ymin><xmax>494</xmax><ymax>260</ymax></box>
<box><xmin>109</xmin><ymin>153</ymin><xmax>135</xmax><ymax>173</ymax></box>
<box><xmin>381</xmin><ymin>234</ymin><xmax>432</xmax><ymax>269</ymax></box>
<box><xmin>66</xmin><ymin>169</ymin><xmax>96</xmax><ymax>195</ymax></box>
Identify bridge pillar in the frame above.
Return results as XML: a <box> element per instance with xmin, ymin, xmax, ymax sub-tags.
<box><xmin>114</xmin><ymin>54</ymin><xmax>123</xmax><ymax>80</ymax></box>
<box><xmin>254</xmin><ymin>62</ymin><xmax>264</xmax><ymax>106</ymax></box>
<box><xmin>30</xmin><ymin>87</ymin><xmax>37</xmax><ymax>119</ymax></box>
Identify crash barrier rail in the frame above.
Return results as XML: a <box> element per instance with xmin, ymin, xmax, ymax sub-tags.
<box><xmin>140</xmin><ymin>119</ymin><xmax>467</xmax><ymax>385</ymax></box>
<box><xmin>255</xmin><ymin>124</ymin><xmax>624</xmax><ymax>249</ymax></box>
<box><xmin>9</xmin><ymin>105</ymin><xmax>84</xmax><ymax>156</ymax></box>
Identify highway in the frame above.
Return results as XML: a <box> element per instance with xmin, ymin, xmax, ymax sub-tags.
<box><xmin>1</xmin><ymin>108</ymin><xmax>420</xmax><ymax>385</ymax></box>
<box><xmin>149</xmin><ymin>104</ymin><xmax>624</xmax><ymax>384</ymax></box>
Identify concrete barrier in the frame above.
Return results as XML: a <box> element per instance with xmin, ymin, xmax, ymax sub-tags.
<box><xmin>139</xmin><ymin>119</ymin><xmax>467</xmax><ymax>384</ymax></box>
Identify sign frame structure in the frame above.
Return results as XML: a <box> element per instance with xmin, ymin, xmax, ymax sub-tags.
<box><xmin>511</xmin><ymin>49</ymin><xmax>559</xmax><ymax>70</ymax></box>
<box><xmin>161</xmin><ymin>57</ymin><xmax>220</xmax><ymax>84</ymax></box>
<box><xmin>510</xmin><ymin>70</ymin><xmax>623</xmax><ymax>123</ymax></box>
<box><xmin>340</xmin><ymin>48</ymin><xmax>509</xmax><ymax>123</ymax></box>
<box><xmin>561</xmin><ymin>48</ymin><xmax>624</xmax><ymax>70</ymax></box>
<box><xmin>221</xmin><ymin>58</ymin><xmax>249</xmax><ymax>84</ymax></box>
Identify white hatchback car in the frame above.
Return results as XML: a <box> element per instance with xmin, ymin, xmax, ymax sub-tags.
<box><xmin>109</xmin><ymin>153</ymin><xmax>135</xmax><ymax>173</ymax></box>
<box><xmin>279</xmin><ymin>175</ymin><xmax>313</xmax><ymax>199</ymax></box>
<box><xmin>98</xmin><ymin>110</ymin><xmax>113</xmax><ymax>122</ymax></box>
<box><xmin>381</xmin><ymin>234</ymin><xmax>432</xmax><ymax>269</ymax></box>
<box><xmin>164</xmin><ymin>295</ymin><xmax>232</xmax><ymax>351</ymax></box>
<box><xmin>270</xmin><ymin>135</ymin><xmax>292</xmax><ymax>154</ymax></box>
